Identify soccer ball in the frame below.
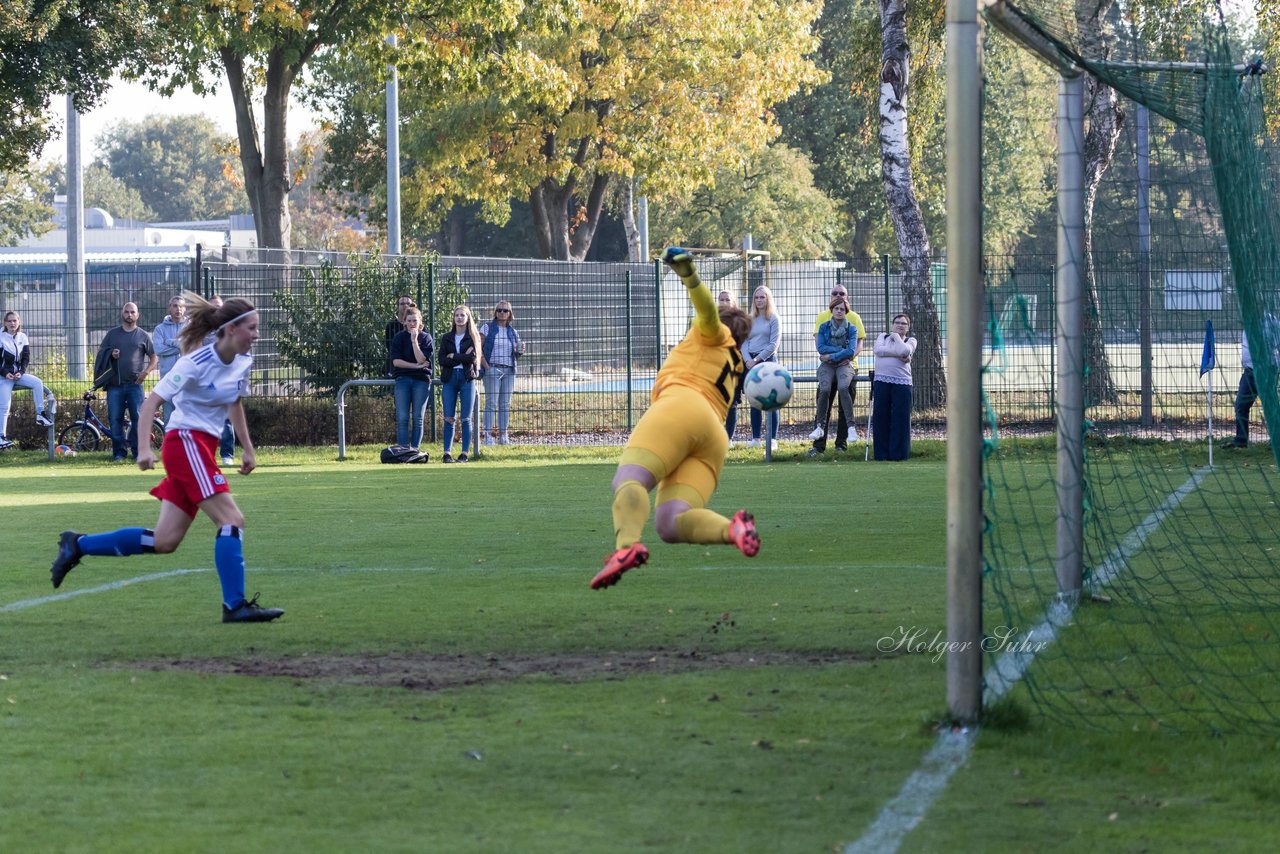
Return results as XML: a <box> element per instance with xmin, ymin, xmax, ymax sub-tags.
<box><xmin>743</xmin><ymin>363</ymin><xmax>794</xmax><ymax>411</ymax></box>
<box><xmin>55</xmin><ymin>444</ymin><xmax>77</xmax><ymax>457</ymax></box>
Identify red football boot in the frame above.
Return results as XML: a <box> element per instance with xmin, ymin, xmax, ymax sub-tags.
<box><xmin>591</xmin><ymin>543</ymin><xmax>650</xmax><ymax>590</ymax></box>
<box><xmin>728</xmin><ymin>511</ymin><xmax>760</xmax><ymax>557</ymax></box>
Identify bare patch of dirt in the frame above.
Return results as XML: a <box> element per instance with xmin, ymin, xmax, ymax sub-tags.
<box><xmin>130</xmin><ymin>650</ymin><xmax>875</xmax><ymax>692</ymax></box>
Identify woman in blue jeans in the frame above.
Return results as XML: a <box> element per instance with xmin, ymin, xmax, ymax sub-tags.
<box><xmin>390</xmin><ymin>307</ymin><xmax>435</xmax><ymax>451</ymax></box>
<box><xmin>479</xmin><ymin>300</ymin><xmax>525</xmax><ymax>445</ymax></box>
<box><xmin>437</xmin><ymin>305</ymin><xmax>482</xmax><ymax>463</ymax></box>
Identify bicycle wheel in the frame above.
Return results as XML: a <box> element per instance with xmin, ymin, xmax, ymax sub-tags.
<box><xmin>148</xmin><ymin>419</ymin><xmax>165</xmax><ymax>451</ymax></box>
<box><xmin>58</xmin><ymin>422</ymin><xmax>102</xmax><ymax>452</ymax></box>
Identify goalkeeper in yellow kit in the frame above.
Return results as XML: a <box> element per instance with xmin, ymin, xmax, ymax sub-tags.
<box><xmin>591</xmin><ymin>248</ymin><xmax>761</xmax><ymax>590</ymax></box>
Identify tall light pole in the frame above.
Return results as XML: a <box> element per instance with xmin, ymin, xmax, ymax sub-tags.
<box><xmin>66</xmin><ymin>95</ymin><xmax>88</xmax><ymax>380</ymax></box>
<box><xmin>386</xmin><ymin>34</ymin><xmax>402</xmax><ymax>256</ymax></box>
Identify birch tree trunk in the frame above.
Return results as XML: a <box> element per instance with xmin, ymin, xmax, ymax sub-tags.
<box><xmin>1081</xmin><ymin>75</ymin><xmax>1122</xmax><ymax>405</ymax></box>
<box><xmin>878</xmin><ymin>0</ymin><xmax>944</xmax><ymax>408</ymax></box>
<box><xmin>621</xmin><ymin>177</ymin><xmax>643</xmax><ymax>262</ymax></box>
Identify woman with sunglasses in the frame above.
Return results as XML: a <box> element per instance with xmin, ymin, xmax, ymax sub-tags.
<box><xmin>479</xmin><ymin>301</ymin><xmax>525</xmax><ymax>445</ymax></box>
<box><xmin>390</xmin><ymin>306</ymin><xmax>435</xmax><ymax>452</ymax></box>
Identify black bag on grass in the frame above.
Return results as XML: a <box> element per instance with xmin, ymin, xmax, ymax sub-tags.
<box><xmin>380</xmin><ymin>445</ymin><xmax>429</xmax><ymax>464</ymax></box>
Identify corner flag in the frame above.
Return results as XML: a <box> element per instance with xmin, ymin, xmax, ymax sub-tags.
<box><xmin>1200</xmin><ymin>320</ymin><xmax>1216</xmax><ymax>377</ymax></box>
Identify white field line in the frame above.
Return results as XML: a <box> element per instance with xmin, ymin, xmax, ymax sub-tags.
<box><xmin>845</xmin><ymin>465</ymin><xmax>1210</xmax><ymax>854</ymax></box>
<box><xmin>0</xmin><ymin>565</ymin><xmax>468</xmax><ymax>613</ymax></box>
<box><xmin>0</xmin><ymin>568</ymin><xmax>206</xmax><ymax>613</ymax></box>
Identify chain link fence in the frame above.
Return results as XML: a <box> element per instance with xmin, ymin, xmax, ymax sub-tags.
<box><xmin>0</xmin><ymin>247</ymin><xmax>1243</xmax><ymax>447</ymax></box>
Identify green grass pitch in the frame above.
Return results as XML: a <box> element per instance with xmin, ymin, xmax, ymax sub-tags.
<box><xmin>0</xmin><ymin>442</ymin><xmax>1274</xmax><ymax>852</ymax></box>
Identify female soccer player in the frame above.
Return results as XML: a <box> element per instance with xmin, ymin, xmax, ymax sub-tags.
<box><xmin>50</xmin><ymin>292</ymin><xmax>284</xmax><ymax>623</ymax></box>
<box><xmin>591</xmin><ymin>248</ymin><xmax>760</xmax><ymax>590</ymax></box>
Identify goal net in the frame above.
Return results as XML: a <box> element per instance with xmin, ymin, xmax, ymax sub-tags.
<box><xmin>979</xmin><ymin>0</ymin><xmax>1280</xmax><ymax>732</ymax></box>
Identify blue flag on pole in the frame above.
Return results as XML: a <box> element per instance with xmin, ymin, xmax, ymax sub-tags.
<box><xmin>1200</xmin><ymin>319</ymin><xmax>1216</xmax><ymax>377</ymax></box>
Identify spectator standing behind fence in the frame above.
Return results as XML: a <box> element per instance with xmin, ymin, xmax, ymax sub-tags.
<box><xmin>716</xmin><ymin>290</ymin><xmax>745</xmax><ymax>444</ymax></box>
<box><xmin>204</xmin><ymin>296</ymin><xmax>237</xmax><ymax>466</ymax></box>
<box><xmin>808</xmin><ymin>284</ymin><xmax>865</xmax><ymax>457</ymax></box>
<box><xmin>808</xmin><ymin>297</ymin><xmax>858</xmax><ymax>448</ymax></box>
<box><xmin>1225</xmin><ymin>316</ymin><xmax>1280</xmax><ymax>450</ymax></box>
<box><xmin>0</xmin><ymin>311</ymin><xmax>55</xmax><ymax>450</ymax></box>
<box><xmin>391</xmin><ymin>307</ymin><xmax>435</xmax><ymax>452</ymax></box>
<box><xmin>49</xmin><ymin>292</ymin><xmax>284</xmax><ymax>623</ymax></box>
<box><xmin>92</xmin><ymin>302</ymin><xmax>158</xmax><ymax>463</ymax></box>
<box><xmin>386</xmin><ymin>295</ymin><xmax>416</xmax><ymax>377</ymax></box>
<box><xmin>479</xmin><ymin>300</ymin><xmax>525</xmax><ymax>446</ymax></box>
<box><xmin>438</xmin><ymin>305</ymin><xmax>481</xmax><ymax>463</ymax></box>
<box><xmin>872</xmin><ymin>313</ymin><xmax>917</xmax><ymax>461</ymax></box>
<box><xmin>742</xmin><ymin>286</ymin><xmax>781</xmax><ymax>451</ymax></box>
<box><xmin>153</xmin><ymin>296</ymin><xmax>188</xmax><ymax>426</ymax></box>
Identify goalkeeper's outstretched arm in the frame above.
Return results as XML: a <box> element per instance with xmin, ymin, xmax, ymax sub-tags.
<box><xmin>661</xmin><ymin>247</ymin><xmax>719</xmax><ymax>337</ymax></box>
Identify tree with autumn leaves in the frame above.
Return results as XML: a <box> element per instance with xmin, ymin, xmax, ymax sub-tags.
<box><xmin>316</xmin><ymin>0</ymin><xmax>823</xmax><ymax>260</ymax></box>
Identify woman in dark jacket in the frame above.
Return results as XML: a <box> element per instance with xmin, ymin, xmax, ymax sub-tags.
<box><xmin>437</xmin><ymin>305</ymin><xmax>482</xmax><ymax>463</ymax></box>
<box><xmin>389</xmin><ymin>307</ymin><xmax>434</xmax><ymax>451</ymax></box>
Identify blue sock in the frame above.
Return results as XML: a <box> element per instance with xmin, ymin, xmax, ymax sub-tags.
<box><xmin>215</xmin><ymin>525</ymin><xmax>246</xmax><ymax>609</ymax></box>
<box><xmin>77</xmin><ymin>528</ymin><xmax>154</xmax><ymax>557</ymax></box>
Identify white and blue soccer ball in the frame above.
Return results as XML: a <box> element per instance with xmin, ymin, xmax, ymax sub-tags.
<box><xmin>743</xmin><ymin>363</ymin><xmax>794</xmax><ymax>411</ymax></box>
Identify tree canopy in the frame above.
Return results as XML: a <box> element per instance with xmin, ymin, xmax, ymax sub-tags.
<box><xmin>0</xmin><ymin>1</ymin><xmax>153</xmax><ymax>170</ymax></box>
<box><xmin>133</xmin><ymin>0</ymin><xmax>527</xmax><ymax>249</ymax></box>
<box><xmin>0</xmin><ymin>167</ymin><xmax>54</xmax><ymax>246</ymax></box>
<box><xmin>651</xmin><ymin>144</ymin><xmax>840</xmax><ymax>259</ymax></box>
<box><xmin>94</xmin><ymin>115</ymin><xmax>242</xmax><ymax>222</ymax></box>
<box><xmin>315</xmin><ymin>0</ymin><xmax>823</xmax><ymax>260</ymax></box>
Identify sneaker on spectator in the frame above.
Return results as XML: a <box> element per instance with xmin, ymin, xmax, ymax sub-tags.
<box><xmin>221</xmin><ymin>455</ymin><xmax>235</xmax><ymax>467</ymax></box>
<box><xmin>35</xmin><ymin>413</ymin><xmax>54</xmax><ymax>427</ymax></box>
<box><xmin>763</xmin><ymin>439</ymin><xmax>776</xmax><ymax>453</ymax></box>
<box><xmin>806</xmin><ymin>447</ymin><xmax>822</xmax><ymax>458</ymax></box>
<box><xmin>499</xmin><ymin>433</ymin><xmax>511</xmax><ymax>445</ymax></box>
<box><xmin>808</xmin><ymin>425</ymin><xmax>825</xmax><ymax>441</ymax></box>
<box><xmin>442</xmin><ymin>453</ymin><xmax>454</xmax><ymax>463</ymax></box>
<box><xmin>591</xmin><ymin>543</ymin><xmax>649</xmax><ymax>590</ymax></box>
<box><xmin>458</xmin><ymin>453</ymin><xmax>469</xmax><ymax>463</ymax></box>
<box><xmin>483</xmin><ymin>434</ymin><xmax>497</xmax><ymax>446</ymax></box>
<box><xmin>746</xmin><ymin>439</ymin><xmax>761</xmax><ymax>448</ymax></box>
<box><xmin>0</xmin><ymin>437</ymin><xmax>13</xmax><ymax>450</ymax></box>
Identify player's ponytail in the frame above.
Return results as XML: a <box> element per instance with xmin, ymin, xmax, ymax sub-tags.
<box><xmin>179</xmin><ymin>291</ymin><xmax>257</xmax><ymax>353</ymax></box>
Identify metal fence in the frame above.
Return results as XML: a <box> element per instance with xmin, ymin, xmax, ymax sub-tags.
<box><xmin>0</xmin><ymin>248</ymin><xmax>1249</xmax><ymax>445</ymax></box>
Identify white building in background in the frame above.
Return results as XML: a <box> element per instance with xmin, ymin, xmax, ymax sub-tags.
<box><xmin>12</xmin><ymin>197</ymin><xmax>258</xmax><ymax>256</ymax></box>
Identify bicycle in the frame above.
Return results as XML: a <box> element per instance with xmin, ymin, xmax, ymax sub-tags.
<box><xmin>58</xmin><ymin>391</ymin><xmax>164</xmax><ymax>455</ymax></box>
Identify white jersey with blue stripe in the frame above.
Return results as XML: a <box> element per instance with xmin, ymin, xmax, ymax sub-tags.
<box><xmin>153</xmin><ymin>343</ymin><xmax>252</xmax><ymax>437</ymax></box>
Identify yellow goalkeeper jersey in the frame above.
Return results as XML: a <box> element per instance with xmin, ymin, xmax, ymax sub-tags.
<box><xmin>652</xmin><ymin>278</ymin><xmax>744</xmax><ymax>422</ymax></box>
